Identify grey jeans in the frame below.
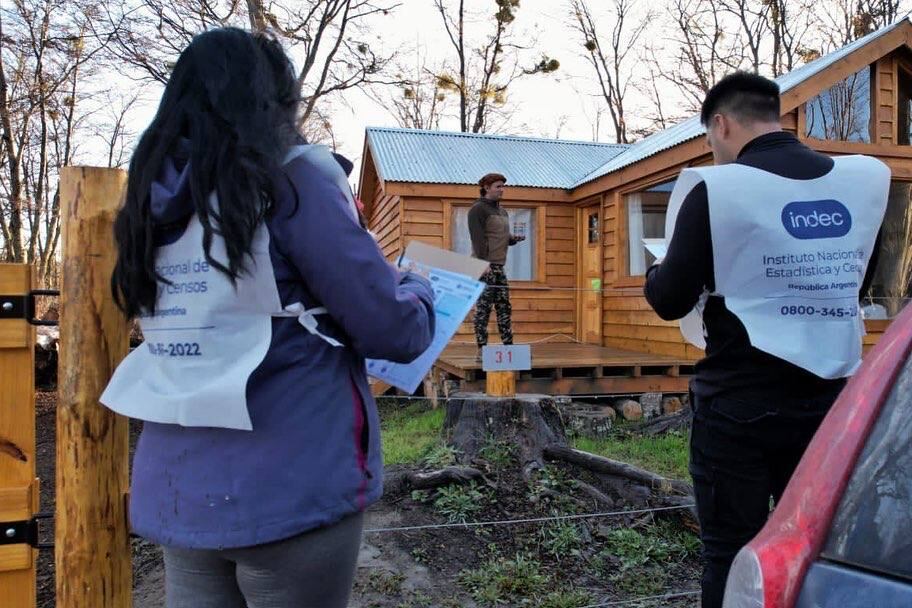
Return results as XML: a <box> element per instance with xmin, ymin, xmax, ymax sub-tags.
<box><xmin>162</xmin><ymin>512</ymin><xmax>364</xmax><ymax>608</ymax></box>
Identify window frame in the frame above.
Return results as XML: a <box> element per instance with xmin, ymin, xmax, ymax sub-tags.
<box><xmin>443</xmin><ymin>200</ymin><xmax>547</xmax><ymax>286</ymax></box>
<box><xmin>803</xmin><ymin>64</ymin><xmax>876</xmax><ymax>144</ymax></box>
<box><xmin>617</xmin><ymin>174</ymin><xmax>678</xmax><ymax>286</ymax></box>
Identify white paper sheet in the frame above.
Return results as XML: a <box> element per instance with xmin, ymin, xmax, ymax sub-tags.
<box><xmin>642</xmin><ymin>238</ymin><xmax>668</xmax><ymax>260</ymax></box>
<box><xmin>366</xmin><ymin>245</ymin><xmax>486</xmax><ymax>393</ymax></box>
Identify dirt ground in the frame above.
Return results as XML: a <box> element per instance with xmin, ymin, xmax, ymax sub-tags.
<box><xmin>35</xmin><ymin>392</ymin><xmax>699</xmax><ymax>607</ymax></box>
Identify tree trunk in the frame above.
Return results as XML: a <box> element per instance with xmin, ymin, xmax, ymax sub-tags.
<box><xmin>443</xmin><ymin>393</ymin><xmax>568</xmax><ymax>472</ymax></box>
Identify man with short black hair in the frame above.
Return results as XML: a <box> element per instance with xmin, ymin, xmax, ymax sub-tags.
<box><xmin>645</xmin><ymin>71</ymin><xmax>888</xmax><ymax>607</ymax></box>
<box><xmin>469</xmin><ymin>173</ymin><xmax>524</xmax><ymax>354</ymax></box>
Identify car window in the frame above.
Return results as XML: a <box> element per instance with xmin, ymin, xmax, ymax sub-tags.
<box><xmin>822</xmin><ymin>351</ymin><xmax>912</xmax><ymax>581</ymax></box>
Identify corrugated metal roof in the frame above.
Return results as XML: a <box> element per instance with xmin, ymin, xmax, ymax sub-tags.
<box><xmin>366</xmin><ymin>127</ymin><xmax>628</xmax><ymax>190</ymax></box>
<box><xmin>571</xmin><ymin>17</ymin><xmax>911</xmax><ymax>188</ymax></box>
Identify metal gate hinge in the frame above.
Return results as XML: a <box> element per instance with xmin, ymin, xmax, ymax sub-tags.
<box><xmin>1</xmin><ymin>512</ymin><xmax>54</xmax><ymax>550</ymax></box>
<box><xmin>0</xmin><ymin>290</ymin><xmax>59</xmax><ymax>326</ymax></box>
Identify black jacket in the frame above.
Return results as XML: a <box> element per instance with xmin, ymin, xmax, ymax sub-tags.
<box><xmin>644</xmin><ymin>131</ymin><xmax>881</xmax><ymax>405</ymax></box>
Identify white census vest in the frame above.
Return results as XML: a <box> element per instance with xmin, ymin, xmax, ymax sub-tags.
<box><xmin>664</xmin><ymin>155</ymin><xmax>889</xmax><ymax>379</ymax></box>
<box><xmin>100</xmin><ymin>145</ymin><xmax>352</xmax><ymax>430</ymax></box>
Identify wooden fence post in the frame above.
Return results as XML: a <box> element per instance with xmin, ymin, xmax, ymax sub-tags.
<box><xmin>57</xmin><ymin>167</ymin><xmax>131</xmax><ymax>608</ymax></box>
<box><xmin>485</xmin><ymin>371</ymin><xmax>516</xmax><ymax>397</ymax></box>
<box><xmin>0</xmin><ymin>264</ymin><xmax>38</xmax><ymax>608</ymax></box>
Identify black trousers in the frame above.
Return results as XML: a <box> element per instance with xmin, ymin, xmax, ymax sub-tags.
<box><xmin>689</xmin><ymin>391</ymin><xmax>834</xmax><ymax>608</ymax></box>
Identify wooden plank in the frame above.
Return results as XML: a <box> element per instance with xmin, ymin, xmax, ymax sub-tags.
<box><xmin>0</xmin><ymin>315</ymin><xmax>28</xmax><ymax>349</ymax></box>
<box><xmin>508</xmin><ymin>310</ymin><xmax>575</xmax><ymax>322</ymax></box>
<box><xmin>403</xmin><ymin>223</ymin><xmax>443</xmax><ymax>237</ymax></box>
<box><xmin>549</xmin><ymin>276</ymin><xmax>575</xmax><ymax>288</ymax></box>
<box><xmin>510</xmin><ymin>299</ymin><xmax>575</xmax><ymax>311</ymax></box>
<box><xmin>463</xmin><ymin>376</ymin><xmax>690</xmax><ymax>395</ymax></box>
<box><xmin>865</xmin><ymin>320</ymin><xmax>891</xmax><ymax>332</ymax></box>
<box><xmin>546</xmin><ymin>251</ymin><xmax>575</xmax><ymax>264</ymax></box>
<box><xmin>403</xmin><ymin>198</ymin><xmax>444</xmax><ymax>212</ymax></box>
<box><xmin>405</xmin><ymin>236</ymin><xmax>445</xmax><ymax>249</ymax></box>
<box><xmin>0</xmin><ymin>263</ymin><xmax>36</xmax><ymax>602</ymax></box>
<box><xmin>0</xmin><ymin>547</ymin><xmax>30</xmax><ymax>573</ymax></box>
<box><xmin>603</xmin><ymin>310</ymin><xmax>678</xmax><ymax>327</ymax></box>
<box><xmin>602</xmin><ymin>323</ymin><xmax>687</xmax><ymax>342</ymax></box>
<box><xmin>0</xmin><ymin>486</ymin><xmax>30</xmax><ymax>521</ymax></box>
<box><xmin>548</xmin><ymin>244</ymin><xmax>575</xmax><ymax>255</ymax></box>
<box><xmin>372</xmin><ymin>199</ymin><xmax>402</xmax><ymax>236</ymax></box>
<box><xmin>385</xmin><ymin>182</ymin><xmax>575</xmax><ymax>202</ymax></box>
<box><xmin>604</xmin><ymin>336</ymin><xmax>703</xmax><ymax>360</ymax></box>
<box><xmin>401</xmin><ymin>210</ymin><xmax>443</xmax><ymax>224</ymax></box>
<box><xmin>370</xmin><ymin>380</ymin><xmax>392</xmax><ymax>397</ymax></box>
<box><xmin>549</xmin><ymin>227</ymin><xmax>575</xmax><ymax>240</ymax></box>
<box><xmin>0</xmin><ymin>265</ymin><xmax>31</xmax><ymax>350</ymax></box>
<box><xmin>546</xmin><ymin>263</ymin><xmax>574</xmax><ymax>276</ymax></box>
<box><xmin>547</xmin><ymin>205</ymin><xmax>575</xmax><ymax>216</ymax></box>
<box><xmin>57</xmin><ymin>167</ymin><xmax>132</xmax><ymax>608</ymax></box>
<box><xmin>547</xmin><ymin>216</ymin><xmax>575</xmax><ymax>229</ymax></box>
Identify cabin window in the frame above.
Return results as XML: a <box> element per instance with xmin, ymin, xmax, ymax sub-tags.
<box><xmin>626</xmin><ymin>180</ymin><xmax>674</xmax><ymax>276</ymax></box>
<box><xmin>806</xmin><ymin>65</ymin><xmax>873</xmax><ymax>143</ymax></box>
<box><xmin>587</xmin><ymin>211</ymin><xmax>600</xmax><ymax>244</ymax></box>
<box><xmin>451</xmin><ymin>206</ymin><xmax>537</xmax><ymax>280</ymax></box>
<box><xmin>862</xmin><ymin>181</ymin><xmax>912</xmax><ymax>319</ymax></box>
<box><xmin>898</xmin><ymin>68</ymin><xmax>912</xmax><ymax>145</ymax></box>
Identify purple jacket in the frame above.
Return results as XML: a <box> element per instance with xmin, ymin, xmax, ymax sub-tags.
<box><xmin>129</xmin><ymin>146</ymin><xmax>435</xmax><ymax>549</ymax></box>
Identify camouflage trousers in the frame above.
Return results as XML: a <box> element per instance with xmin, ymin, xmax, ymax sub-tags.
<box><xmin>474</xmin><ymin>264</ymin><xmax>513</xmax><ymax>347</ymax></box>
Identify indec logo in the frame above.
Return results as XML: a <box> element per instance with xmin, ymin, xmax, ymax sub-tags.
<box><xmin>781</xmin><ymin>200</ymin><xmax>852</xmax><ymax>240</ymax></box>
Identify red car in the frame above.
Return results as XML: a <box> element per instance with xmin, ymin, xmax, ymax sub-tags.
<box><xmin>723</xmin><ymin>304</ymin><xmax>912</xmax><ymax>607</ymax></box>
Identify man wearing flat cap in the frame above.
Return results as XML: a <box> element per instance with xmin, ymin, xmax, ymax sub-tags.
<box><xmin>468</xmin><ymin>172</ymin><xmax>524</xmax><ymax>357</ymax></box>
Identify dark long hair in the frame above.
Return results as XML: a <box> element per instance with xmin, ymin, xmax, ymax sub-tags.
<box><xmin>111</xmin><ymin>28</ymin><xmax>301</xmax><ymax>318</ymax></box>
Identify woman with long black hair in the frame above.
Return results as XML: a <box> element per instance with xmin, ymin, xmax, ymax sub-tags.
<box><xmin>101</xmin><ymin>28</ymin><xmax>435</xmax><ymax>607</ymax></box>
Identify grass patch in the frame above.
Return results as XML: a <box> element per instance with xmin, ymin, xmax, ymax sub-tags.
<box><xmin>593</xmin><ymin>522</ymin><xmax>700</xmax><ymax>598</ymax></box>
<box><xmin>459</xmin><ymin>552</ymin><xmax>592</xmax><ymax>607</ymax></box>
<box><xmin>380</xmin><ymin>402</ymin><xmax>446</xmax><ymax>465</ymax></box>
<box><xmin>433</xmin><ymin>481</ymin><xmax>487</xmax><ymax>523</ymax></box>
<box><xmin>366</xmin><ymin>570</ymin><xmax>406</xmax><ymax>595</ymax></box>
<box><xmin>459</xmin><ymin>553</ymin><xmax>549</xmax><ymax>604</ymax></box>
<box><xmin>571</xmin><ymin>431</ymin><xmax>690</xmax><ymax>480</ymax></box>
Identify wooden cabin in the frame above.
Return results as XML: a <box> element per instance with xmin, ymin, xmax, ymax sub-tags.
<box><xmin>359</xmin><ymin>18</ymin><xmax>912</xmax><ymax>393</ymax></box>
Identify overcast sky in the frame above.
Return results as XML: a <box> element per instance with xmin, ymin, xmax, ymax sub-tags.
<box><xmin>328</xmin><ymin>0</ymin><xmax>661</xmax><ymax>180</ymax></box>
<box><xmin>119</xmin><ymin>0</ymin><xmax>667</xmax><ymax>184</ymax></box>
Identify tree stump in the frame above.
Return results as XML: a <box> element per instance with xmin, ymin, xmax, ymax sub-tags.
<box><xmin>428</xmin><ymin>392</ymin><xmax>696</xmax><ymax>526</ymax></box>
<box><xmin>443</xmin><ymin>393</ymin><xmax>567</xmax><ymax>473</ymax></box>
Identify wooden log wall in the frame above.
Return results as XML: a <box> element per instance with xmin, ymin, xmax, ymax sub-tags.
<box><xmin>876</xmin><ymin>55</ymin><xmax>896</xmax><ymax>144</ymax></box>
<box><xmin>370</xmin><ymin>188</ymin><xmax>402</xmax><ymax>261</ymax></box>
<box><xmin>386</xmin><ymin>195</ymin><xmax>579</xmax><ymax>344</ymax></box>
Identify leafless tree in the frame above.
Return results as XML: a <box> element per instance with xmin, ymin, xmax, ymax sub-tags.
<box><xmin>433</xmin><ymin>0</ymin><xmax>559</xmax><ymax>133</ymax></box>
<box><xmin>93</xmin><ymin>91</ymin><xmax>142</xmax><ymax>169</ymax></box>
<box><xmin>665</xmin><ymin>0</ymin><xmax>746</xmax><ymax>112</ymax></box>
<box><xmin>631</xmin><ymin>45</ymin><xmax>689</xmax><ymax>138</ymax></box>
<box><xmin>718</xmin><ymin>0</ymin><xmax>771</xmax><ymax>72</ymax></box>
<box><xmin>765</xmin><ymin>0</ymin><xmax>819</xmax><ymax>76</ymax></box>
<box><xmin>818</xmin><ymin>0</ymin><xmax>907</xmax><ymax>47</ymax></box>
<box><xmin>570</xmin><ymin>0</ymin><xmax>652</xmax><ymax>144</ymax></box>
<box><xmin>96</xmin><ymin>0</ymin><xmax>402</xmax><ymax>141</ymax></box>
<box><xmin>0</xmin><ymin>0</ymin><xmax>117</xmax><ymax>282</ymax></box>
<box><xmin>380</xmin><ymin>49</ymin><xmax>451</xmax><ymax>130</ymax></box>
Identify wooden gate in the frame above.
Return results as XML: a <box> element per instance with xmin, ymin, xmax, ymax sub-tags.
<box><xmin>0</xmin><ymin>264</ymin><xmax>39</xmax><ymax>608</ymax></box>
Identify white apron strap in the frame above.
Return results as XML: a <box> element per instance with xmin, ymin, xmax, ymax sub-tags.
<box><xmin>275</xmin><ymin>302</ymin><xmax>344</xmax><ymax>348</ymax></box>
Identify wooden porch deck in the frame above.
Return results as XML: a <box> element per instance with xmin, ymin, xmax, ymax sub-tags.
<box><xmin>435</xmin><ymin>343</ymin><xmax>694</xmax><ymax>396</ymax></box>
